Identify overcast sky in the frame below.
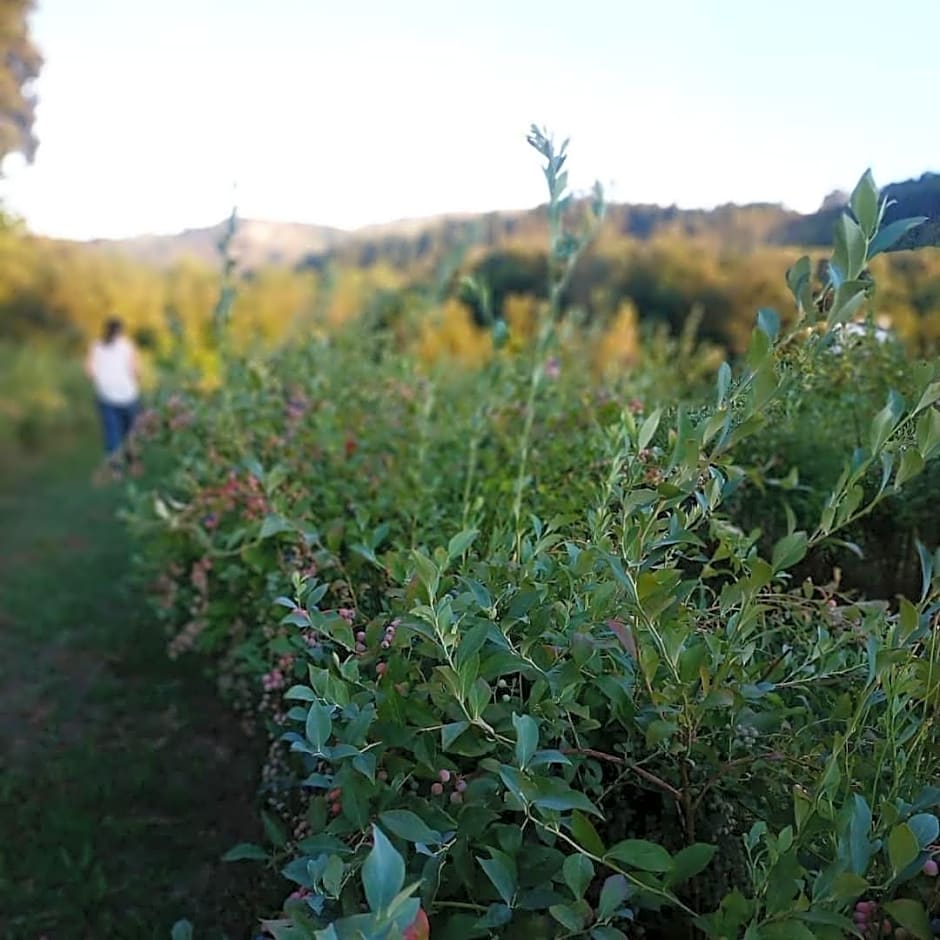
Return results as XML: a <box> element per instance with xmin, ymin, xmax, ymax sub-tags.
<box><xmin>2</xmin><ymin>0</ymin><xmax>938</xmax><ymax>240</ymax></box>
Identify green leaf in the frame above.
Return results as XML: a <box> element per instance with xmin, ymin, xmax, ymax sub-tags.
<box><xmin>412</xmin><ymin>550</ymin><xmax>440</xmax><ymax>599</ymax></box>
<box><xmin>549</xmin><ymin>903</ymin><xmax>586</xmax><ymax>932</ymax></box>
<box><xmin>478</xmin><ymin>851</ymin><xmax>517</xmax><ymax>906</ymax></box>
<box><xmin>795</xmin><ymin>910</ymin><xmax>857</xmax><ymax>932</ymax></box>
<box><xmin>441</xmin><ymin>721</ymin><xmax>470</xmax><ymax>751</ymax></box>
<box><xmin>284</xmin><ymin>685</ymin><xmax>317</xmax><ymax>702</ymax></box>
<box><xmin>868</xmin><ymin>216</ymin><xmax>927</xmax><ymax>258</ymax></box>
<box><xmin>171</xmin><ymin>920</ymin><xmax>194</xmax><ymax>940</ymax></box>
<box><xmin>447</xmin><ymin>528</ymin><xmax>479</xmax><ymax>560</ymax></box>
<box><xmin>638</xmin><ymin>408</ymin><xmax>662</xmax><ymax>451</ymax></box>
<box><xmin>831</xmin><ymin>871</ymin><xmax>868</xmax><ymax>902</ymax></box>
<box><xmin>895</xmin><ymin>449</ymin><xmax>925</xmax><ymax>488</ymax></box>
<box><xmin>221</xmin><ymin>842</ymin><xmax>268</xmax><ymax>862</ymax></box>
<box><xmin>512</xmin><ymin>713</ymin><xmax>539</xmax><ymax>770</ymax></box>
<box><xmin>667</xmin><ymin>843</ymin><xmax>717</xmax><ymax>885</ymax></box>
<box><xmin>597</xmin><ymin>874</ymin><xmax>630</xmax><ymax>920</ymax></box>
<box><xmin>562</xmin><ymin>853</ymin><xmax>594</xmax><ymax>899</ymax></box>
<box><xmin>571</xmin><ymin>810</ymin><xmax>607</xmax><ymax>857</ymax></box>
<box><xmin>843</xmin><ymin>794</ymin><xmax>872</xmax><ymax>876</ymax></box>
<box><xmin>888</xmin><ymin>822</ymin><xmax>920</xmax><ymax>874</ymax></box>
<box><xmin>761</xmin><ymin>921</ymin><xmax>817</xmax><ymax>940</ymax></box>
<box><xmin>259</xmin><ymin>513</ymin><xmax>293</xmax><ymax>539</ymax></box>
<box><xmin>528</xmin><ymin>749</ymin><xmax>572</xmax><ymax>769</ymax></box>
<box><xmin>362</xmin><ymin>826</ymin><xmax>405</xmax><ymax>914</ymax></box>
<box><xmin>757</xmin><ymin>308</ymin><xmax>780</xmax><ymax>342</ymax></box>
<box><xmin>717</xmin><ymin>361</ymin><xmax>732</xmax><ymax>404</ymax></box>
<box><xmin>379</xmin><ymin>810</ymin><xmax>443</xmax><ymax>846</ymax></box>
<box><xmin>850</xmin><ymin>169</ymin><xmax>879</xmax><ymax>237</ymax></box>
<box><xmin>606</xmin><ymin>839</ymin><xmax>672</xmax><ymax>873</ymax></box>
<box><xmin>321</xmin><ymin>854</ymin><xmax>345</xmax><ymax>898</ymax></box>
<box><xmin>531</xmin><ymin>778</ymin><xmax>603</xmax><ymax>817</ymax></box>
<box><xmin>645</xmin><ymin>719</ymin><xmax>677</xmax><ymax>747</ymax></box>
<box><xmin>591</xmin><ymin>928</ymin><xmax>628</xmax><ymax>940</ymax></box>
<box><xmin>834</xmin><ymin>214</ymin><xmax>867</xmax><ymax>280</ymax></box>
<box><xmin>916</xmin><ymin>406</ymin><xmax>940</xmax><ymax>459</ymax></box>
<box><xmin>883</xmin><ymin>899</ymin><xmax>932</xmax><ymax>940</ymax></box>
<box><xmin>914</xmin><ymin>381</ymin><xmax>940</xmax><ymax>414</ymax></box>
<box><xmin>352</xmin><ymin>751</ymin><xmax>376</xmax><ymax>782</ymax></box>
<box><xmin>262</xmin><ymin>810</ymin><xmax>288</xmax><ymax>848</ymax></box>
<box><xmin>870</xmin><ymin>400</ymin><xmax>900</xmax><ymax>452</ymax></box>
<box><xmin>908</xmin><ymin>812</ymin><xmax>939</xmax><ymax>849</ymax></box>
<box><xmin>826</xmin><ymin>280</ymin><xmax>869</xmax><ymax>329</ymax></box>
<box><xmin>305</xmin><ymin>703</ymin><xmax>333</xmax><ymax>755</ymax></box>
<box><xmin>772</xmin><ymin>530</ymin><xmax>808</xmax><ymax>573</ymax></box>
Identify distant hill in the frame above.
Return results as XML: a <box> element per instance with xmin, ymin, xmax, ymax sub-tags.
<box><xmin>85</xmin><ymin>172</ymin><xmax>940</xmax><ymax>271</ymax></box>
<box><xmin>88</xmin><ymin>218</ymin><xmax>348</xmax><ymax>269</ymax></box>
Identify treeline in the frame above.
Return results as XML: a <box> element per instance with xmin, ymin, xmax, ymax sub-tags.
<box><xmin>1</xmin><ymin>208</ymin><xmax>938</xmax><ymax>368</ymax></box>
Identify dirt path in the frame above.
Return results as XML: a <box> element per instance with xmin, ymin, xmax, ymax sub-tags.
<box><xmin>0</xmin><ymin>447</ymin><xmax>279</xmax><ymax>939</ymax></box>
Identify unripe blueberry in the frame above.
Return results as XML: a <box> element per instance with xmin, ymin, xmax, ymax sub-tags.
<box><xmin>330</xmin><ymin>802</ymin><xmax>342</xmax><ymax>816</ymax></box>
<box><xmin>923</xmin><ymin>858</ymin><xmax>939</xmax><ymax>876</ymax></box>
<box><xmin>455</xmin><ymin>778</ymin><xmax>467</xmax><ymax>793</ymax></box>
<box><xmin>381</xmin><ymin>640</ymin><xmax>390</xmax><ymax>649</ymax></box>
<box><xmin>355</xmin><ymin>642</ymin><xmax>366</xmax><ymax>653</ymax></box>
<box><xmin>438</xmin><ymin>769</ymin><xmax>451</xmax><ymax>784</ymax></box>
<box><xmin>497</xmin><ymin>679</ymin><xmax>508</xmax><ymax>688</ymax></box>
<box><xmin>431</xmin><ymin>782</ymin><xmax>444</xmax><ymax>796</ymax></box>
<box><xmin>377</xmin><ymin>770</ymin><xmax>388</xmax><ymax>781</ymax></box>
<box><xmin>356</xmin><ymin>631</ymin><xmax>367</xmax><ymax>642</ymax></box>
<box><xmin>376</xmin><ymin>662</ymin><xmax>387</xmax><ymax>676</ymax></box>
<box><xmin>450</xmin><ymin>791</ymin><xmax>463</xmax><ymax>805</ymax></box>
<box><xmin>501</xmin><ymin>694</ymin><xmax>510</xmax><ymax>702</ymax></box>
<box><xmin>854</xmin><ymin>911</ymin><xmax>868</xmax><ymax>925</ymax></box>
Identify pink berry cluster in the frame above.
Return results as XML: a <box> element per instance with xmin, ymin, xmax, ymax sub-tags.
<box><xmin>338</xmin><ymin>607</ymin><xmax>356</xmax><ymax>625</ymax></box>
<box><xmin>429</xmin><ymin>767</ymin><xmax>468</xmax><ymax>805</ymax></box>
<box><xmin>327</xmin><ymin>787</ymin><xmax>343</xmax><ymax>816</ymax></box>
<box><xmin>286</xmin><ymin>886</ymin><xmax>312</xmax><ymax>905</ymax></box>
<box><xmin>354</xmin><ymin>618</ymin><xmax>400</xmax><ymax>656</ymax></box>
<box><xmin>852</xmin><ymin>900</ymin><xmax>891</xmax><ymax>938</ymax></box>
<box><xmin>262</xmin><ymin>668</ymin><xmax>287</xmax><ymax>693</ymax></box>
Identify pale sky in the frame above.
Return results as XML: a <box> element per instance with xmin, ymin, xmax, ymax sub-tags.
<box><xmin>2</xmin><ymin>0</ymin><xmax>938</xmax><ymax>240</ymax></box>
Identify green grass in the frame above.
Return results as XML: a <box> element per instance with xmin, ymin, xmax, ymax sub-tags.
<box><xmin>0</xmin><ymin>443</ymin><xmax>281</xmax><ymax>939</ymax></box>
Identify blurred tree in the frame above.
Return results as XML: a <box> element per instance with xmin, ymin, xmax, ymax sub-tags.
<box><xmin>0</xmin><ymin>0</ymin><xmax>41</xmax><ymax>166</ymax></box>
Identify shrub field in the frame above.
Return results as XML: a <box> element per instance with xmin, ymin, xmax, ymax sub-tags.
<box><xmin>106</xmin><ymin>132</ymin><xmax>940</xmax><ymax>939</ymax></box>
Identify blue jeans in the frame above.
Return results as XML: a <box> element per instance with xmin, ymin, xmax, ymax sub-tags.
<box><xmin>97</xmin><ymin>399</ymin><xmax>138</xmax><ymax>457</ymax></box>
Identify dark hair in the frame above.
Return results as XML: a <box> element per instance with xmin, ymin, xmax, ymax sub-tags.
<box><xmin>103</xmin><ymin>317</ymin><xmax>123</xmax><ymax>344</ymax></box>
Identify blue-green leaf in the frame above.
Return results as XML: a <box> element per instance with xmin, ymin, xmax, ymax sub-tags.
<box><xmin>606</xmin><ymin>839</ymin><xmax>672</xmax><ymax>873</ymax></box>
<box><xmin>362</xmin><ymin>826</ymin><xmax>405</xmax><ymax>913</ymax></box>
<box><xmin>379</xmin><ymin>810</ymin><xmax>443</xmax><ymax>846</ymax></box>
<box><xmin>477</xmin><ymin>850</ymin><xmax>517</xmax><ymax>906</ymax></box>
<box><xmin>512</xmin><ymin>713</ymin><xmax>539</xmax><ymax>770</ymax></box>
<box><xmin>221</xmin><ymin>842</ymin><xmax>268</xmax><ymax>862</ymax></box>
<box><xmin>562</xmin><ymin>853</ymin><xmax>594</xmax><ymax>899</ymax></box>
<box><xmin>305</xmin><ymin>703</ymin><xmax>333</xmax><ymax>754</ymax></box>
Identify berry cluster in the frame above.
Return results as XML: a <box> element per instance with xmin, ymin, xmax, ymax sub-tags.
<box><xmin>428</xmin><ymin>767</ymin><xmax>468</xmax><ymax>805</ymax></box>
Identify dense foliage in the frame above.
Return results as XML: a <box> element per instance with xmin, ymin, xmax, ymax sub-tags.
<box><xmin>124</xmin><ymin>135</ymin><xmax>940</xmax><ymax>940</ymax></box>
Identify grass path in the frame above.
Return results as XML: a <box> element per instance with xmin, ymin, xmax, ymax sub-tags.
<box><xmin>0</xmin><ymin>445</ymin><xmax>279</xmax><ymax>939</ymax></box>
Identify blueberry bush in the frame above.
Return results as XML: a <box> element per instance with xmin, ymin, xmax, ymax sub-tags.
<box><xmin>130</xmin><ymin>131</ymin><xmax>940</xmax><ymax>939</ymax></box>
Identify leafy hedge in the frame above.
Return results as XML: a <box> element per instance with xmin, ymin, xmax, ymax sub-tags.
<box><xmin>127</xmin><ymin>137</ymin><xmax>940</xmax><ymax>940</ymax></box>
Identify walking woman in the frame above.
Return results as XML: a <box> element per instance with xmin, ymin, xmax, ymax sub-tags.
<box><xmin>85</xmin><ymin>317</ymin><xmax>141</xmax><ymax>471</ymax></box>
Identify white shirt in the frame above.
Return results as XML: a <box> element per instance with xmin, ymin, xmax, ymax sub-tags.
<box><xmin>90</xmin><ymin>337</ymin><xmax>139</xmax><ymax>404</ymax></box>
